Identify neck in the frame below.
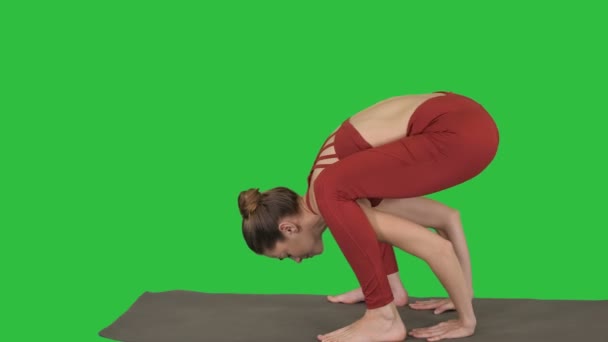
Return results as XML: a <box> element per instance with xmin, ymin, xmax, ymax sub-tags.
<box><xmin>298</xmin><ymin>195</ymin><xmax>326</xmax><ymax>234</ymax></box>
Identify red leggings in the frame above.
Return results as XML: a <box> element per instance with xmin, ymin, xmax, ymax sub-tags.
<box><xmin>313</xmin><ymin>92</ymin><xmax>499</xmax><ymax>309</ymax></box>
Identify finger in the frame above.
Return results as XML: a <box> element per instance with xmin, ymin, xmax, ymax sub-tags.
<box><xmin>409</xmin><ymin>302</ymin><xmax>440</xmax><ymax>308</ymax></box>
<box><xmin>427</xmin><ymin>328</ymin><xmax>462</xmax><ymax>341</ymax></box>
<box><xmin>414</xmin><ymin>299</ymin><xmax>442</xmax><ymax>304</ymax></box>
<box><xmin>410</xmin><ymin>323</ymin><xmax>448</xmax><ymax>336</ymax></box>
<box><xmin>412</xmin><ymin>300</ymin><xmax>441</xmax><ymax>306</ymax></box>
<box><xmin>410</xmin><ymin>301</ymin><xmax>440</xmax><ymax>306</ymax></box>
<box><xmin>410</xmin><ymin>299</ymin><xmax>447</xmax><ymax>308</ymax></box>
<box><xmin>409</xmin><ymin>304</ymin><xmax>439</xmax><ymax>310</ymax></box>
<box><xmin>434</xmin><ymin>304</ymin><xmax>452</xmax><ymax>314</ymax></box>
<box><xmin>412</xmin><ymin>321</ymin><xmax>458</xmax><ymax>334</ymax></box>
<box><xmin>411</xmin><ymin>326</ymin><xmax>449</xmax><ymax>338</ymax></box>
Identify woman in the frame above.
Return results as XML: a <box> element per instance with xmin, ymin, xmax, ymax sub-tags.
<box><xmin>238</xmin><ymin>91</ymin><xmax>499</xmax><ymax>342</ymax></box>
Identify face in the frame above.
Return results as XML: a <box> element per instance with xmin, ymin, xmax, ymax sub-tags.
<box><xmin>264</xmin><ymin>221</ymin><xmax>324</xmax><ymax>263</ymax></box>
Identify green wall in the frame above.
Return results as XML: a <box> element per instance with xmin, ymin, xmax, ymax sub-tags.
<box><xmin>1</xmin><ymin>1</ymin><xmax>606</xmax><ymax>341</ymax></box>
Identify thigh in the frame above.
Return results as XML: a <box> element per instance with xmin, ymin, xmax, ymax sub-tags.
<box><xmin>374</xmin><ymin>197</ymin><xmax>455</xmax><ymax>229</ymax></box>
<box><xmin>358</xmin><ymin>198</ymin><xmax>449</xmax><ymax>242</ymax></box>
<box><xmin>315</xmin><ymin>132</ymin><xmax>483</xmax><ymax>203</ymax></box>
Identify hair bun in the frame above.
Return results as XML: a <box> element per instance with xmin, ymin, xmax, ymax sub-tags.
<box><xmin>238</xmin><ymin>188</ymin><xmax>262</xmax><ymax>219</ymax></box>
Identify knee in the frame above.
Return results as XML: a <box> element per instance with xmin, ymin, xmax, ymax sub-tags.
<box><xmin>443</xmin><ymin>208</ymin><xmax>461</xmax><ymax>228</ymax></box>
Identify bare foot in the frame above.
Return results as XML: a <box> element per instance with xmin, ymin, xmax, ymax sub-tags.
<box><xmin>317</xmin><ymin>302</ymin><xmax>406</xmax><ymax>342</ymax></box>
<box><xmin>327</xmin><ymin>273</ymin><xmax>409</xmax><ymax>307</ymax></box>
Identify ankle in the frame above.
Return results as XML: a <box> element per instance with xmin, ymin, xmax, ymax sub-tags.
<box><xmin>387</xmin><ymin>274</ymin><xmax>405</xmax><ymax>288</ymax></box>
<box><xmin>387</xmin><ymin>272</ymin><xmax>401</xmax><ymax>283</ymax></box>
<box><xmin>366</xmin><ymin>303</ymin><xmax>398</xmax><ymax>320</ymax></box>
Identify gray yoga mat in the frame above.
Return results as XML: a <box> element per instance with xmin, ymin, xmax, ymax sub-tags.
<box><xmin>99</xmin><ymin>290</ymin><xmax>607</xmax><ymax>341</ymax></box>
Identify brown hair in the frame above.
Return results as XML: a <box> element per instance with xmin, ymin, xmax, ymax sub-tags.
<box><xmin>238</xmin><ymin>187</ymin><xmax>301</xmax><ymax>254</ymax></box>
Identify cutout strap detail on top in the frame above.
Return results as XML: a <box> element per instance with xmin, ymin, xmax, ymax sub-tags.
<box><xmin>306</xmin><ymin>132</ymin><xmax>339</xmax><ymax>215</ymax></box>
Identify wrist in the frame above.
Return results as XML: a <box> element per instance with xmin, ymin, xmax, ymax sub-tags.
<box><xmin>461</xmin><ymin>316</ymin><xmax>477</xmax><ymax>328</ymax></box>
<box><xmin>457</xmin><ymin>304</ymin><xmax>477</xmax><ymax>327</ymax></box>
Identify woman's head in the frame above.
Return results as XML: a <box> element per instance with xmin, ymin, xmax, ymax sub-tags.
<box><xmin>238</xmin><ymin>187</ymin><xmax>324</xmax><ymax>262</ymax></box>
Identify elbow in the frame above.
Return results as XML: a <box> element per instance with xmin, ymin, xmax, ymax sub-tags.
<box><xmin>438</xmin><ymin>208</ymin><xmax>460</xmax><ymax>233</ymax></box>
<box><xmin>442</xmin><ymin>208</ymin><xmax>460</xmax><ymax>229</ymax></box>
<box><xmin>446</xmin><ymin>209</ymin><xmax>460</xmax><ymax>225</ymax></box>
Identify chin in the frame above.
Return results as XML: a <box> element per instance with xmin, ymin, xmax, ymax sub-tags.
<box><xmin>316</xmin><ymin>244</ymin><xmax>324</xmax><ymax>255</ymax></box>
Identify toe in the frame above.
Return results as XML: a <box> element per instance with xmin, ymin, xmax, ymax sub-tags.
<box><xmin>327</xmin><ymin>296</ymin><xmax>339</xmax><ymax>302</ymax></box>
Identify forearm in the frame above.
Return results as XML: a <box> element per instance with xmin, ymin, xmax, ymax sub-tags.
<box><xmin>427</xmin><ymin>243</ymin><xmax>476</xmax><ymax>326</ymax></box>
<box><xmin>371</xmin><ymin>197</ymin><xmax>474</xmax><ymax>297</ymax></box>
<box><xmin>361</xmin><ymin>201</ymin><xmax>476</xmax><ymax>324</ymax></box>
<box><xmin>437</xmin><ymin>223</ymin><xmax>474</xmax><ymax>297</ymax></box>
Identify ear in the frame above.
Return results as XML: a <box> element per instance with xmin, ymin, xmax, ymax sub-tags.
<box><xmin>278</xmin><ymin>221</ymin><xmax>299</xmax><ymax>234</ymax></box>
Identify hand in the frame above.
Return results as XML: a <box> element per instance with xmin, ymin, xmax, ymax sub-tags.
<box><xmin>408</xmin><ymin>298</ymin><xmax>455</xmax><ymax>314</ymax></box>
<box><xmin>409</xmin><ymin>319</ymin><xmax>476</xmax><ymax>341</ymax></box>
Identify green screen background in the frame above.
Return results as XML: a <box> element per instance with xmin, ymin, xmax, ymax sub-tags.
<box><xmin>1</xmin><ymin>1</ymin><xmax>606</xmax><ymax>341</ymax></box>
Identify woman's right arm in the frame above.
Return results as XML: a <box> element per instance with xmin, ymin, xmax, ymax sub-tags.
<box><xmin>372</xmin><ymin>197</ymin><xmax>474</xmax><ymax>298</ymax></box>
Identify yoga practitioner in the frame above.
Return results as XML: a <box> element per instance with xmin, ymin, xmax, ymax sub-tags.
<box><xmin>238</xmin><ymin>91</ymin><xmax>499</xmax><ymax>341</ymax></box>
